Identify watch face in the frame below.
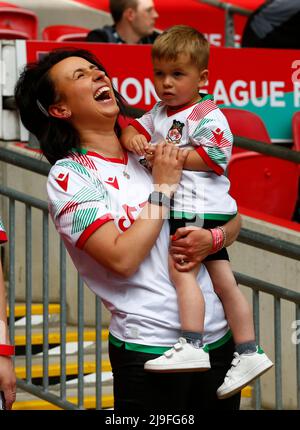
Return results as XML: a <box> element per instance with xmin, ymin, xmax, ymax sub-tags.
<box><xmin>149</xmin><ymin>191</ymin><xmax>170</xmax><ymax>208</ymax></box>
<box><xmin>149</xmin><ymin>191</ymin><xmax>161</xmax><ymax>205</ymax></box>
<box><xmin>157</xmin><ymin>192</ymin><xmax>164</xmax><ymax>204</ymax></box>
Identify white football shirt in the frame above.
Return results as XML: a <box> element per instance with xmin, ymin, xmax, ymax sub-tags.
<box><xmin>131</xmin><ymin>95</ymin><xmax>237</xmax><ymax>219</ymax></box>
<box><xmin>47</xmin><ymin>149</ymin><xmax>229</xmax><ymax>347</ymax></box>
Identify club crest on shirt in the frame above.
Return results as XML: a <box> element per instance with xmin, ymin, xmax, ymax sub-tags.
<box><xmin>166</xmin><ymin>120</ymin><xmax>185</xmax><ymax>145</ymax></box>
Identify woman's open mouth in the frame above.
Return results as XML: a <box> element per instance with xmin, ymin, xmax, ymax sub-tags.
<box><xmin>94</xmin><ymin>86</ymin><xmax>112</xmax><ymax>103</ymax></box>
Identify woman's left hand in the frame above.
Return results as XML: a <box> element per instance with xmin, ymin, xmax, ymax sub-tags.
<box><xmin>169</xmin><ymin>226</ymin><xmax>213</xmax><ymax>272</ymax></box>
<box><xmin>151</xmin><ymin>143</ymin><xmax>188</xmax><ymax>195</ymax></box>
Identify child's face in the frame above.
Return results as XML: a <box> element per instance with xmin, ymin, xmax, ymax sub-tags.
<box><xmin>153</xmin><ymin>53</ymin><xmax>208</xmax><ymax>108</ymax></box>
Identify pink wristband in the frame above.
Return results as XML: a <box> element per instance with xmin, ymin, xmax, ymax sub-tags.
<box><xmin>0</xmin><ymin>344</ymin><xmax>15</xmax><ymax>356</ymax></box>
<box><xmin>209</xmin><ymin>227</ymin><xmax>225</xmax><ymax>253</ymax></box>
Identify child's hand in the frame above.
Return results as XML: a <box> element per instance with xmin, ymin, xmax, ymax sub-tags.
<box><xmin>145</xmin><ymin>140</ymin><xmax>168</xmax><ymax>166</ymax></box>
<box><xmin>128</xmin><ymin>134</ymin><xmax>149</xmax><ymax>156</ymax></box>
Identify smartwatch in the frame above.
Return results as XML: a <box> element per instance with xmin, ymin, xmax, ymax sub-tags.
<box><xmin>148</xmin><ymin>191</ymin><xmax>171</xmax><ymax>208</ymax></box>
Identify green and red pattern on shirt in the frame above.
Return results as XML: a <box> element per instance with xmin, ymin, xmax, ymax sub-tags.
<box><xmin>0</xmin><ymin>217</ymin><xmax>7</xmax><ymax>244</ymax></box>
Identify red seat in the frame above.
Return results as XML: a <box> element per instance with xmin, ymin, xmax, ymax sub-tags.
<box><xmin>0</xmin><ymin>7</ymin><xmax>38</xmax><ymax>39</ymax></box>
<box><xmin>227</xmin><ymin>151</ymin><xmax>299</xmax><ymax>220</ymax></box>
<box><xmin>0</xmin><ymin>28</ymin><xmax>29</xmax><ymax>39</ymax></box>
<box><xmin>222</xmin><ymin>108</ymin><xmax>271</xmax><ymax>153</ymax></box>
<box><xmin>57</xmin><ymin>33</ymin><xmax>88</xmax><ymax>42</ymax></box>
<box><xmin>42</xmin><ymin>25</ymin><xmax>89</xmax><ymax>42</ymax></box>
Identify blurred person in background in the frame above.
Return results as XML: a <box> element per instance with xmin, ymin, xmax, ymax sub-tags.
<box><xmin>242</xmin><ymin>0</ymin><xmax>300</xmax><ymax>49</ymax></box>
<box><xmin>87</xmin><ymin>0</ymin><xmax>159</xmax><ymax>44</ymax></box>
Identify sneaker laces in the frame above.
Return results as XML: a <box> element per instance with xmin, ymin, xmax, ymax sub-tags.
<box><xmin>223</xmin><ymin>352</ymin><xmax>241</xmax><ymax>381</ymax></box>
<box><xmin>163</xmin><ymin>337</ymin><xmax>186</xmax><ymax>358</ymax></box>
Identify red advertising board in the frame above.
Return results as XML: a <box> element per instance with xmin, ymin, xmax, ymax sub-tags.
<box><xmin>24</xmin><ymin>40</ymin><xmax>300</xmax><ymax>142</ymax></box>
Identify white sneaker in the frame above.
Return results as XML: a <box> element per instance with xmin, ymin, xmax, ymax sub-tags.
<box><xmin>144</xmin><ymin>337</ymin><xmax>211</xmax><ymax>373</ymax></box>
<box><xmin>217</xmin><ymin>347</ymin><xmax>274</xmax><ymax>399</ymax></box>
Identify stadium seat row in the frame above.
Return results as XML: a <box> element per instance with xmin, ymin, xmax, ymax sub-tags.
<box><xmin>0</xmin><ymin>4</ymin><xmax>88</xmax><ymax>41</ymax></box>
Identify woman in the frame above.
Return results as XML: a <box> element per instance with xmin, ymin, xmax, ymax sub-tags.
<box><xmin>15</xmin><ymin>48</ymin><xmax>242</xmax><ymax>410</ymax></box>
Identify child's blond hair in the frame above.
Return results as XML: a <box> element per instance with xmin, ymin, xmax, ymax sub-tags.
<box><xmin>152</xmin><ymin>25</ymin><xmax>209</xmax><ymax>70</ymax></box>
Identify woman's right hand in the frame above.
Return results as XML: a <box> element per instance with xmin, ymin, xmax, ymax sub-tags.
<box><xmin>151</xmin><ymin>143</ymin><xmax>188</xmax><ymax>197</ymax></box>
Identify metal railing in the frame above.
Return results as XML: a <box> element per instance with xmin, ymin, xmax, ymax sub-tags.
<box><xmin>0</xmin><ymin>162</ymin><xmax>105</xmax><ymax>409</ymax></box>
<box><xmin>233</xmin><ymin>134</ymin><xmax>300</xmax><ymax>409</ymax></box>
<box><xmin>235</xmin><ymin>264</ymin><xmax>300</xmax><ymax>410</ymax></box>
<box><xmin>199</xmin><ymin>0</ymin><xmax>252</xmax><ymax>47</ymax></box>
<box><xmin>0</xmin><ymin>137</ymin><xmax>299</xmax><ymax>410</ymax></box>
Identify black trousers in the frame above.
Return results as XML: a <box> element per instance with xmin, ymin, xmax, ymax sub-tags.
<box><xmin>109</xmin><ymin>337</ymin><xmax>240</xmax><ymax>411</ymax></box>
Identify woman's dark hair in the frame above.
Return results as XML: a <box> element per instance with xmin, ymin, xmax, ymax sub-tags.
<box><xmin>14</xmin><ymin>48</ymin><xmax>127</xmax><ymax>165</ymax></box>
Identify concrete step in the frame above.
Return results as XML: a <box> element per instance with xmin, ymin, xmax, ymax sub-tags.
<box><xmin>240</xmin><ymin>394</ymin><xmax>255</xmax><ymax>410</ymax></box>
<box><xmin>7</xmin><ymin>303</ymin><xmax>61</xmax><ymax>318</ymax></box>
<box><xmin>13</xmin><ymin>326</ymin><xmax>109</xmax><ymax>346</ymax></box>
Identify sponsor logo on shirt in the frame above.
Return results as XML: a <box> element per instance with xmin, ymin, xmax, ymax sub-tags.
<box><xmin>212</xmin><ymin>128</ymin><xmax>224</xmax><ymax>146</ymax></box>
<box><xmin>105</xmin><ymin>176</ymin><xmax>119</xmax><ymax>190</ymax></box>
<box><xmin>55</xmin><ymin>172</ymin><xmax>69</xmax><ymax>192</ymax></box>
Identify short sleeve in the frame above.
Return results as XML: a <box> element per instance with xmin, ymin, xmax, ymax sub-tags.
<box><xmin>129</xmin><ymin>103</ymin><xmax>161</xmax><ymax>141</ymax></box>
<box><xmin>188</xmin><ymin>106</ymin><xmax>233</xmax><ymax>175</ymax></box>
<box><xmin>0</xmin><ymin>217</ymin><xmax>8</xmax><ymax>244</ymax></box>
<box><xmin>47</xmin><ymin>163</ymin><xmax>113</xmax><ymax>250</ymax></box>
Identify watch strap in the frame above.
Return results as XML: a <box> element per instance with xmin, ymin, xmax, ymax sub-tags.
<box><xmin>148</xmin><ymin>191</ymin><xmax>171</xmax><ymax>208</ymax></box>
